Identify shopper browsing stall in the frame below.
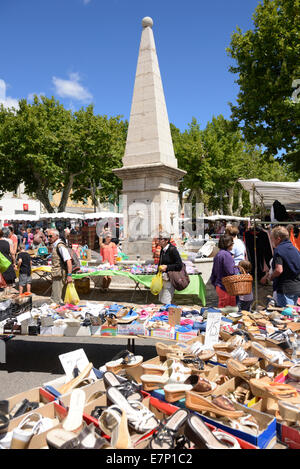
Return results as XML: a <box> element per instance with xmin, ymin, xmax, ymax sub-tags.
<box><xmin>16</xmin><ymin>244</ymin><xmax>32</xmax><ymax>295</ymax></box>
<box><xmin>268</xmin><ymin>226</ymin><xmax>300</xmax><ymax>307</ymax></box>
<box><xmin>210</xmin><ymin>234</ymin><xmax>239</xmax><ymax>308</ymax></box>
<box><xmin>0</xmin><ymin>229</ymin><xmax>16</xmax><ymax>289</ymax></box>
<box><xmin>100</xmin><ymin>233</ymin><xmax>118</xmax><ymax>291</ymax></box>
<box><xmin>157</xmin><ymin>231</ymin><xmax>183</xmax><ymax>304</ymax></box>
<box><xmin>48</xmin><ymin>229</ymin><xmax>73</xmax><ymax>304</ymax></box>
<box><xmin>225</xmin><ymin>225</ymin><xmax>246</xmax><ymax>266</ymax></box>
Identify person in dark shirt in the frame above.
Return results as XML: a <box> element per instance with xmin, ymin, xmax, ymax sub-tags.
<box><xmin>16</xmin><ymin>244</ymin><xmax>32</xmax><ymax>295</ymax></box>
<box><xmin>268</xmin><ymin>226</ymin><xmax>300</xmax><ymax>307</ymax></box>
<box><xmin>157</xmin><ymin>231</ymin><xmax>183</xmax><ymax>304</ymax></box>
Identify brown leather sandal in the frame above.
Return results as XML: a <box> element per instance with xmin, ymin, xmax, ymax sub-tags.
<box><xmin>185</xmin><ymin>391</ymin><xmax>244</xmax><ymax>418</ymax></box>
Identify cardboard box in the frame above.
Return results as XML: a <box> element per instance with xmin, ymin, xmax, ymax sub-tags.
<box><xmin>0</xmin><ymin>387</ymin><xmax>55</xmax><ymax>425</ymax></box>
<box><xmin>174</xmin><ymin>329</ymin><xmax>199</xmax><ymax>342</ymax></box>
<box><xmin>146</xmin><ymin>327</ymin><xmax>175</xmax><ymax>340</ymax></box>
<box><xmin>40</xmin><ymin>326</ymin><xmax>53</xmax><ymax>336</ymax></box>
<box><xmin>90</xmin><ymin>325</ymin><xmax>102</xmax><ymax>336</ymax></box>
<box><xmin>51</xmin><ymin>325</ymin><xmax>66</xmax><ymax>336</ymax></box>
<box><xmin>20</xmin><ymin>402</ymin><xmax>67</xmax><ymax>449</ymax></box>
<box><xmin>83</xmin><ymin>393</ymin><xmax>156</xmax><ymax>448</ymax></box>
<box><xmin>64</xmin><ymin>325</ymin><xmax>91</xmax><ymax>337</ymax></box>
<box><xmin>147</xmin><ymin>394</ymin><xmax>257</xmax><ymax>449</ymax></box>
<box><xmin>59</xmin><ymin>379</ymin><xmax>105</xmax><ymax>410</ymax></box>
<box><xmin>100</xmin><ymin>325</ymin><xmax>118</xmax><ymax>336</ymax></box>
<box><xmin>150</xmin><ymin>388</ymin><xmax>276</xmax><ymax>448</ymax></box>
<box><xmin>117</xmin><ymin>322</ymin><xmax>146</xmax><ymax>336</ymax></box>
<box><xmin>168</xmin><ymin>307</ymin><xmax>182</xmax><ymax>327</ymax></box>
<box><xmin>0</xmin><ymin>400</ymin><xmax>66</xmax><ymax>449</ymax></box>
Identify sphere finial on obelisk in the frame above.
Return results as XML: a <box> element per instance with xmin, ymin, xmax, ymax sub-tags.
<box><xmin>142</xmin><ymin>16</ymin><xmax>153</xmax><ymax>28</ymax></box>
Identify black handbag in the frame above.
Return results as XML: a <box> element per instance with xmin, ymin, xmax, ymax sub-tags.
<box><xmin>168</xmin><ymin>263</ymin><xmax>190</xmax><ymax>291</ymax></box>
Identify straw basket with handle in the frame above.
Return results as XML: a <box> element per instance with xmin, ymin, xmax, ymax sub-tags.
<box><xmin>222</xmin><ymin>266</ymin><xmax>253</xmax><ymax>296</ymax></box>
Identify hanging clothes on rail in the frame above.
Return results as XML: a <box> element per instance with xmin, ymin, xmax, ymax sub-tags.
<box><xmin>245</xmin><ymin>227</ymin><xmax>273</xmax><ymax>280</ymax></box>
<box><xmin>290</xmin><ymin>227</ymin><xmax>300</xmax><ymax>252</ymax></box>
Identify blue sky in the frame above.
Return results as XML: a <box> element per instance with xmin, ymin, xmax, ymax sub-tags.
<box><xmin>1</xmin><ymin>0</ymin><xmax>260</xmax><ymax>131</ymax></box>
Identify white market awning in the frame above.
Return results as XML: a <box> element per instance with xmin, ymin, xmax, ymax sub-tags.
<box><xmin>238</xmin><ymin>178</ymin><xmax>300</xmax><ymax>209</ymax></box>
<box><xmin>39</xmin><ymin>212</ymin><xmax>84</xmax><ymax>220</ymax></box>
<box><xmin>0</xmin><ymin>214</ymin><xmax>39</xmax><ymax>222</ymax></box>
<box><xmin>181</xmin><ymin>215</ymin><xmax>250</xmax><ymax>222</ymax></box>
<box><xmin>84</xmin><ymin>211</ymin><xmax>123</xmax><ymax>219</ymax></box>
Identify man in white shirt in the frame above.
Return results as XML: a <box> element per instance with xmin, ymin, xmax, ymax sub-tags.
<box><xmin>48</xmin><ymin>229</ymin><xmax>73</xmax><ymax>304</ymax></box>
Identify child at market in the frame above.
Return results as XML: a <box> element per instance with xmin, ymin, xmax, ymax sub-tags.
<box><xmin>16</xmin><ymin>244</ymin><xmax>32</xmax><ymax>295</ymax></box>
<box><xmin>237</xmin><ymin>260</ymin><xmax>253</xmax><ymax>311</ymax></box>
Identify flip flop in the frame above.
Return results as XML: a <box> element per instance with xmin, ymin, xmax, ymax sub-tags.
<box><xmin>105</xmin><ymin>351</ymin><xmax>143</xmax><ymax>374</ymax></box>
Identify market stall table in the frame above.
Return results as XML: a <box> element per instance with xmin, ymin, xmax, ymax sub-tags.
<box><xmin>72</xmin><ymin>270</ymin><xmax>206</xmax><ymax>305</ymax></box>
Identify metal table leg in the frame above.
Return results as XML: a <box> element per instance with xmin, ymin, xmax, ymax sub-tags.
<box><xmin>127</xmin><ymin>338</ymin><xmax>135</xmax><ymax>354</ymax></box>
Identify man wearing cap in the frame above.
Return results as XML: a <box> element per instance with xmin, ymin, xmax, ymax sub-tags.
<box><xmin>157</xmin><ymin>231</ymin><xmax>183</xmax><ymax>304</ymax></box>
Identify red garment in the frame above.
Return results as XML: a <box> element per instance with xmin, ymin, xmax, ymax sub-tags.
<box><xmin>290</xmin><ymin>228</ymin><xmax>300</xmax><ymax>252</ymax></box>
<box><xmin>100</xmin><ymin>242</ymin><xmax>118</xmax><ymax>265</ymax></box>
<box><xmin>216</xmin><ymin>286</ymin><xmax>236</xmax><ymax>308</ymax></box>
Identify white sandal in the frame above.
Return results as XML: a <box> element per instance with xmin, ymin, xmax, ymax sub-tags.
<box><xmin>10</xmin><ymin>413</ymin><xmax>43</xmax><ymax>449</ymax></box>
<box><xmin>212</xmin><ymin>430</ymin><xmax>241</xmax><ymax>449</ymax></box>
<box><xmin>107</xmin><ymin>387</ymin><xmax>158</xmax><ymax>433</ymax></box>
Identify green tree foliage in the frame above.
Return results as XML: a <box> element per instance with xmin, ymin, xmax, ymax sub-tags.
<box><xmin>0</xmin><ymin>96</ymin><xmax>127</xmax><ymax>212</ymax></box>
<box><xmin>227</xmin><ymin>0</ymin><xmax>300</xmax><ymax>172</ymax></box>
<box><xmin>172</xmin><ymin>115</ymin><xmax>294</xmax><ymax>216</ymax></box>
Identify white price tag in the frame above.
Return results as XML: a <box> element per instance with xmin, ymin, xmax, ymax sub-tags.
<box><xmin>59</xmin><ymin>348</ymin><xmax>96</xmax><ymax>381</ymax></box>
<box><xmin>204</xmin><ymin>313</ymin><xmax>222</xmax><ymax>348</ymax></box>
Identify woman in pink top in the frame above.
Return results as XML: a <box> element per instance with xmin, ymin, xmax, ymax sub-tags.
<box><xmin>100</xmin><ymin>234</ymin><xmax>118</xmax><ymax>291</ymax></box>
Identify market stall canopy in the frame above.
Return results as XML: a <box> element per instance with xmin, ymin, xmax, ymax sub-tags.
<box><xmin>0</xmin><ymin>214</ymin><xmax>39</xmax><ymax>222</ymax></box>
<box><xmin>39</xmin><ymin>212</ymin><xmax>83</xmax><ymax>220</ymax></box>
<box><xmin>182</xmin><ymin>215</ymin><xmax>250</xmax><ymax>222</ymax></box>
<box><xmin>238</xmin><ymin>178</ymin><xmax>300</xmax><ymax>210</ymax></box>
<box><xmin>84</xmin><ymin>212</ymin><xmax>123</xmax><ymax>219</ymax></box>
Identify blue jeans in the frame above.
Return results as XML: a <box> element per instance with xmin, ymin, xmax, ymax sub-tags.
<box><xmin>276</xmin><ymin>293</ymin><xmax>299</xmax><ymax>308</ymax></box>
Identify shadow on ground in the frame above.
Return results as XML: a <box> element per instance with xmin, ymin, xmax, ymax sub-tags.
<box><xmin>0</xmin><ymin>337</ymin><xmax>156</xmax><ymax>374</ymax></box>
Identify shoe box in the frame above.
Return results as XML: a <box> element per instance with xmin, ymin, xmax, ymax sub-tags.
<box><xmin>79</xmin><ymin>392</ymin><xmax>156</xmax><ymax>448</ymax></box>
<box><xmin>151</xmin><ymin>378</ymin><xmax>276</xmax><ymax>448</ymax></box>
<box><xmin>0</xmin><ymin>400</ymin><xmax>67</xmax><ymax>449</ymax></box>
<box><xmin>1</xmin><ymin>387</ymin><xmax>56</xmax><ymax>422</ymax></box>
<box><xmin>146</xmin><ymin>394</ymin><xmax>257</xmax><ymax>449</ymax></box>
<box><xmin>250</xmin><ymin>369</ymin><xmax>300</xmax><ymax>449</ymax></box>
<box><xmin>146</xmin><ymin>327</ymin><xmax>176</xmax><ymax>340</ymax></box>
<box><xmin>58</xmin><ymin>379</ymin><xmax>106</xmax><ymax>410</ymax></box>
<box><xmin>117</xmin><ymin>322</ymin><xmax>147</xmax><ymax>336</ymax></box>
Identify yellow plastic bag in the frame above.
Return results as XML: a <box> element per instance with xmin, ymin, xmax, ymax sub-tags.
<box><xmin>64</xmin><ymin>282</ymin><xmax>80</xmax><ymax>305</ymax></box>
<box><xmin>150</xmin><ymin>270</ymin><xmax>163</xmax><ymax>295</ymax></box>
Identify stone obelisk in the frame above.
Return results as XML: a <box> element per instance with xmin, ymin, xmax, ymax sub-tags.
<box><xmin>113</xmin><ymin>17</ymin><xmax>186</xmax><ymax>258</ymax></box>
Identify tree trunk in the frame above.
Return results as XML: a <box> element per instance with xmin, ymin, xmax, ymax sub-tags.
<box><xmin>35</xmin><ymin>188</ymin><xmax>54</xmax><ymax>213</ymax></box>
<box><xmin>58</xmin><ymin>173</ymin><xmax>81</xmax><ymax>212</ymax></box>
<box><xmin>227</xmin><ymin>187</ymin><xmax>234</xmax><ymax>216</ymax></box>
<box><xmin>234</xmin><ymin>187</ymin><xmax>243</xmax><ymax>216</ymax></box>
<box><xmin>33</xmin><ymin>172</ymin><xmax>54</xmax><ymax>213</ymax></box>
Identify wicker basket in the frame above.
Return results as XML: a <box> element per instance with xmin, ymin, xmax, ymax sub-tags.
<box><xmin>222</xmin><ymin>267</ymin><xmax>253</xmax><ymax>296</ymax></box>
